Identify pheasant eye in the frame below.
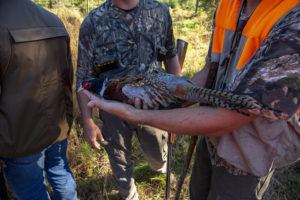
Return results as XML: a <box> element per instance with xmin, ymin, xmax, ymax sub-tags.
<box><xmin>83</xmin><ymin>82</ymin><xmax>92</xmax><ymax>89</ymax></box>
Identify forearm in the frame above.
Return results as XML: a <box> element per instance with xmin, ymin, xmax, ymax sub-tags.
<box><xmin>77</xmin><ymin>90</ymin><xmax>105</xmax><ymax>148</ymax></box>
<box><xmin>136</xmin><ymin>106</ymin><xmax>256</xmax><ymax>136</ymax></box>
<box><xmin>87</xmin><ymin>94</ymin><xmax>257</xmax><ymax>137</ymax></box>
<box><xmin>77</xmin><ymin>90</ymin><xmax>94</xmax><ymax>125</ymax></box>
<box><xmin>191</xmin><ymin>61</ymin><xmax>211</xmax><ymax>87</ymax></box>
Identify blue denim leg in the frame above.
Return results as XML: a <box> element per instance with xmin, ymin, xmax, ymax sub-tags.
<box><xmin>3</xmin><ymin>152</ymin><xmax>51</xmax><ymax>200</ymax></box>
<box><xmin>45</xmin><ymin>139</ymin><xmax>77</xmax><ymax>200</ymax></box>
<box><xmin>2</xmin><ymin>139</ymin><xmax>77</xmax><ymax>200</ymax></box>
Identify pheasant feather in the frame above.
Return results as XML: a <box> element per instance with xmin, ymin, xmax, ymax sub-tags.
<box><xmin>82</xmin><ymin>73</ymin><xmax>261</xmax><ymax>113</ymax></box>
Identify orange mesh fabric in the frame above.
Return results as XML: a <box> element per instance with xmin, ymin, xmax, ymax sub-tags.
<box><xmin>212</xmin><ymin>0</ymin><xmax>242</xmax><ymax>54</ymax></box>
<box><xmin>212</xmin><ymin>0</ymin><xmax>299</xmax><ymax>69</ymax></box>
<box><xmin>237</xmin><ymin>0</ymin><xmax>299</xmax><ymax>69</ymax></box>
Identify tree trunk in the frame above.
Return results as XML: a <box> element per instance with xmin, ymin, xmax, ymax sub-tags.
<box><xmin>195</xmin><ymin>0</ymin><xmax>199</xmax><ymax>13</ymax></box>
<box><xmin>87</xmin><ymin>0</ymin><xmax>90</xmax><ymax>14</ymax></box>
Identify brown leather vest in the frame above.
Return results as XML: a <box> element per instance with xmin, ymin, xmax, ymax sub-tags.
<box><xmin>0</xmin><ymin>0</ymin><xmax>73</xmax><ymax>157</ymax></box>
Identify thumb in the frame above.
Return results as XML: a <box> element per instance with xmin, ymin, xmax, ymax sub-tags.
<box><xmin>83</xmin><ymin>90</ymin><xmax>101</xmax><ymax>107</ymax></box>
<box><xmin>87</xmin><ymin>100</ymin><xmax>98</xmax><ymax>108</ymax></box>
<box><xmin>83</xmin><ymin>89</ymin><xmax>95</xmax><ymax>99</ymax></box>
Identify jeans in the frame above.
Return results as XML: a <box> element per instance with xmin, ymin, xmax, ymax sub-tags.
<box><xmin>2</xmin><ymin>139</ymin><xmax>77</xmax><ymax>200</ymax></box>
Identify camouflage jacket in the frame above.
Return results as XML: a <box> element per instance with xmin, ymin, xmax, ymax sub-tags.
<box><xmin>206</xmin><ymin>4</ymin><xmax>300</xmax><ymax>177</ymax></box>
<box><xmin>76</xmin><ymin>0</ymin><xmax>176</xmax><ymax>90</ymax></box>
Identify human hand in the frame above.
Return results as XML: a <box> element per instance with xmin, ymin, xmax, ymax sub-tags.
<box><xmin>83</xmin><ymin>90</ymin><xmax>140</xmax><ymax>124</ymax></box>
<box><xmin>82</xmin><ymin>120</ymin><xmax>107</xmax><ymax>150</ymax></box>
<box><xmin>133</xmin><ymin>98</ymin><xmax>160</xmax><ymax>110</ymax></box>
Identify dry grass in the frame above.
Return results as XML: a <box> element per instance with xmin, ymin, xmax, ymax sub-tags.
<box><xmin>67</xmin><ymin>126</ymin><xmax>118</xmax><ymax>200</ymax></box>
<box><xmin>6</xmin><ymin>5</ymin><xmax>297</xmax><ymax>200</ymax></box>
<box><xmin>52</xmin><ymin>6</ymin><xmax>300</xmax><ymax>200</ymax></box>
<box><xmin>48</xmin><ymin>6</ymin><xmax>84</xmax><ymax>121</ymax></box>
<box><xmin>172</xmin><ymin>9</ymin><xmax>212</xmax><ymax>77</ymax></box>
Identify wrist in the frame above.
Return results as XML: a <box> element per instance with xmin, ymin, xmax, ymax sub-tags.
<box><xmin>134</xmin><ymin>109</ymin><xmax>147</xmax><ymax>125</ymax></box>
<box><xmin>82</xmin><ymin>117</ymin><xmax>95</xmax><ymax>127</ymax></box>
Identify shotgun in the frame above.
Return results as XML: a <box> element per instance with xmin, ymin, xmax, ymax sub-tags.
<box><xmin>165</xmin><ymin>38</ymin><xmax>188</xmax><ymax>200</ymax></box>
<box><xmin>174</xmin><ymin>61</ymin><xmax>219</xmax><ymax>200</ymax></box>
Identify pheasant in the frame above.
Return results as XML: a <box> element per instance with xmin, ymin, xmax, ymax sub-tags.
<box><xmin>82</xmin><ymin>73</ymin><xmax>262</xmax><ymax>114</ymax></box>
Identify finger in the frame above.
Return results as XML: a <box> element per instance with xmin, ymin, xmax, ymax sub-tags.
<box><xmin>87</xmin><ymin>101</ymin><xmax>98</xmax><ymax>108</ymax></box>
<box><xmin>142</xmin><ymin>101</ymin><xmax>148</xmax><ymax>110</ymax></box>
<box><xmin>97</xmin><ymin>133</ymin><xmax>108</xmax><ymax>146</ymax></box>
<box><xmin>134</xmin><ymin>98</ymin><xmax>142</xmax><ymax>109</ymax></box>
<box><xmin>87</xmin><ymin>97</ymin><xmax>105</xmax><ymax>109</ymax></box>
<box><xmin>90</xmin><ymin>139</ymin><xmax>101</xmax><ymax>150</ymax></box>
<box><xmin>83</xmin><ymin>89</ymin><xmax>97</xmax><ymax>100</ymax></box>
<box><xmin>100</xmin><ymin>140</ymin><xmax>109</xmax><ymax>146</ymax></box>
<box><xmin>83</xmin><ymin>134</ymin><xmax>100</xmax><ymax>150</ymax></box>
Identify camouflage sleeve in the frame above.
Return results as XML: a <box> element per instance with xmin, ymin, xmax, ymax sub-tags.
<box><xmin>76</xmin><ymin>16</ymin><xmax>96</xmax><ymax>91</ymax></box>
<box><xmin>232</xmin><ymin>13</ymin><xmax>300</xmax><ymax>120</ymax></box>
<box><xmin>164</xmin><ymin>8</ymin><xmax>177</xmax><ymax>59</ymax></box>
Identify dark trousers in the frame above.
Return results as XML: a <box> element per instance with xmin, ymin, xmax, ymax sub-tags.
<box><xmin>100</xmin><ymin>111</ymin><xmax>168</xmax><ymax>200</ymax></box>
<box><xmin>189</xmin><ymin>138</ymin><xmax>274</xmax><ymax>200</ymax></box>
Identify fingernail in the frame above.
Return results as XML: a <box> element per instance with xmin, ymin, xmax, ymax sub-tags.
<box><xmin>100</xmin><ymin>140</ymin><xmax>109</xmax><ymax>146</ymax></box>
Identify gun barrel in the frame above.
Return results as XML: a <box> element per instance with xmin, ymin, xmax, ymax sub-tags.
<box><xmin>165</xmin><ymin>39</ymin><xmax>188</xmax><ymax>200</ymax></box>
<box><xmin>176</xmin><ymin>39</ymin><xmax>188</xmax><ymax>70</ymax></box>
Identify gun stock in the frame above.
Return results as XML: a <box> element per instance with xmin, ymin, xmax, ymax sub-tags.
<box><xmin>176</xmin><ymin>39</ymin><xmax>188</xmax><ymax>70</ymax></box>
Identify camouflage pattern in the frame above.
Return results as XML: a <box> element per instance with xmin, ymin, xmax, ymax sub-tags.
<box><xmin>206</xmin><ymin>4</ymin><xmax>300</xmax><ymax>176</ymax></box>
<box><xmin>76</xmin><ymin>0</ymin><xmax>176</xmax><ymax>90</ymax></box>
<box><xmin>76</xmin><ymin>1</ymin><xmax>176</xmax><ymax>199</ymax></box>
<box><xmin>231</xmin><ymin>5</ymin><xmax>300</xmax><ymax>121</ymax></box>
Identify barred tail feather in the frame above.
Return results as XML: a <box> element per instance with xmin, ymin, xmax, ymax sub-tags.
<box><xmin>184</xmin><ymin>87</ymin><xmax>261</xmax><ymax>111</ymax></box>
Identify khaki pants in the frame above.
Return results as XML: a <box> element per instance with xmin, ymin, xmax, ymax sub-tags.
<box><xmin>100</xmin><ymin>111</ymin><xmax>168</xmax><ymax>200</ymax></box>
<box><xmin>189</xmin><ymin>138</ymin><xmax>274</xmax><ymax>200</ymax></box>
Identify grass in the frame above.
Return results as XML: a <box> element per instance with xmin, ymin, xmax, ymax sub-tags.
<box><xmin>49</xmin><ymin>5</ymin><xmax>300</xmax><ymax>200</ymax></box>
<box><xmin>46</xmin><ymin>7</ymin><xmax>209</xmax><ymax>199</ymax></box>
<box><xmin>134</xmin><ymin>162</ymin><xmax>166</xmax><ymax>199</ymax></box>
<box><xmin>6</xmin><ymin>4</ymin><xmax>300</xmax><ymax>200</ymax></box>
<box><xmin>171</xmin><ymin>9</ymin><xmax>212</xmax><ymax>78</ymax></box>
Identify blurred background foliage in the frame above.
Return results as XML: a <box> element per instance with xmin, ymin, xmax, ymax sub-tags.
<box><xmin>5</xmin><ymin>0</ymin><xmax>296</xmax><ymax>199</ymax></box>
<box><xmin>32</xmin><ymin>0</ymin><xmax>217</xmax><ymax>15</ymax></box>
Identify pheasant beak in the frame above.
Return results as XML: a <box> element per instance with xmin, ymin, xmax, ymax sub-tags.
<box><xmin>82</xmin><ymin>81</ymin><xmax>92</xmax><ymax>89</ymax></box>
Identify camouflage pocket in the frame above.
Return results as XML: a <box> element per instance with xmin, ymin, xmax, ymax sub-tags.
<box><xmin>94</xmin><ymin>55</ymin><xmax>119</xmax><ymax>74</ymax></box>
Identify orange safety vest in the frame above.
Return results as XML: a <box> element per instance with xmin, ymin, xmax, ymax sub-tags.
<box><xmin>211</xmin><ymin>0</ymin><xmax>299</xmax><ymax>116</ymax></box>
<box><xmin>212</xmin><ymin>0</ymin><xmax>299</xmax><ymax>70</ymax></box>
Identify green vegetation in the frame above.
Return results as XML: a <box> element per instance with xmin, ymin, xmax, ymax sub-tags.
<box><xmin>7</xmin><ymin>1</ymin><xmax>300</xmax><ymax>200</ymax></box>
<box><xmin>171</xmin><ymin>8</ymin><xmax>212</xmax><ymax>78</ymax></box>
<box><xmin>43</xmin><ymin>4</ymin><xmax>210</xmax><ymax>199</ymax></box>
